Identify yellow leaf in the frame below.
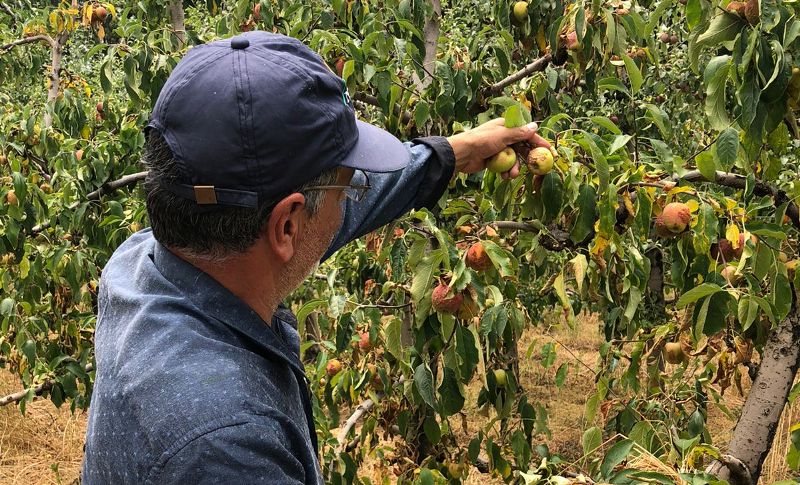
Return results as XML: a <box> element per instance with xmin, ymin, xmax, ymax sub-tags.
<box><xmin>98</xmin><ymin>24</ymin><xmax>105</xmax><ymax>41</ymax></box>
<box><xmin>105</xmin><ymin>3</ymin><xmax>117</xmax><ymax>18</ymax></box>
<box><xmin>667</xmin><ymin>186</ymin><xmax>694</xmax><ymax>197</ymax></box>
<box><xmin>81</xmin><ymin>125</ymin><xmax>91</xmax><ymax>139</ymax></box>
<box><xmin>84</xmin><ymin>84</ymin><xmax>92</xmax><ymax>97</ymax></box>
<box><xmin>726</xmin><ymin>224</ymin><xmax>741</xmax><ymax>248</ymax></box>
<box><xmin>536</xmin><ymin>24</ymin><xmax>547</xmax><ymax>52</ymax></box>
<box><xmin>724</xmin><ymin>198</ymin><xmax>737</xmax><ymax>210</ymax></box>
<box><xmin>686</xmin><ymin>199</ymin><xmax>699</xmax><ymax>213</ymax></box>
<box><xmin>49</xmin><ymin>11</ymin><xmax>58</xmax><ymax>30</ymax></box>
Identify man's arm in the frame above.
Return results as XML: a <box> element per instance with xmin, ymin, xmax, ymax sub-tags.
<box><xmin>323</xmin><ymin>119</ymin><xmax>543</xmax><ymax>259</ymax></box>
<box><xmin>323</xmin><ymin>138</ymin><xmax>454</xmax><ymax>259</ymax></box>
<box><xmin>150</xmin><ymin>419</ymin><xmax>319</xmax><ymax>484</ymax></box>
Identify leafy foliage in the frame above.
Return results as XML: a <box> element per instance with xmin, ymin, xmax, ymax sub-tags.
<box><xmin>0</xmin><ymin>0</ymin><xmax>799</xmax><ymax>483</ymax></box>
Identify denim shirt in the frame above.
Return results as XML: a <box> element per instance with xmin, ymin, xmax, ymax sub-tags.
<box><xmin>82</xmin><ymin>138</ymin><xmax>454</xmax><ymax>484</ymax></box>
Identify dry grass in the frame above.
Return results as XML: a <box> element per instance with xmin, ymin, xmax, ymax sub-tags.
<box><xmin>0</xmin><ymin>370</ymin><xmax>86</xmax><ymax>485</ymax></box>
<box><xmin>1</xmin><ymin>312</ymin><xmax>799</xmax><ymax>484</ymax></box>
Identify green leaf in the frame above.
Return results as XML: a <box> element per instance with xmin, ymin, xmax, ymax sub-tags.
<box><xmin>737</xmin><ymin>296</ymin><xmax>759</xmax><ymax>331</ymax></box>
<box><xmin>555</xmin><ymin>363</ymin><xmax>569</xmax><ymax>388</ymax></box>
<box><xmin>385</xmin><ymin>316</ymin><xmax>404</xmax><ymax>360</ymax></box>
<box><xmin>608</xmin><ymin>134</ymin><xmax>632</xmax><ymax>155</ymax></box>
<box><xmin>714</xmin><ymin>127</ymin><xmax>739</xmax><ymax>169</ymax></box>
<box><xmin>582</xmin><ymin>426</ymin><xmax>602</xmax><ymax>456</ymax></box>
<box><xmin>696</xmin><ymin>13</ymin><xmax>744</xmax><ymax>48</ymax></box>
<box><xmin>414</xmin><ymin>100</ymin><xmax>430</xmax><ymax>129</ymax></box>
<box><xmin>591</xmin><ymin>116</ymin><xmax>623</xmax><ymax>135</ymax></box>
<box><xmin>601</xmin><ymin>439</ymin><xmax>635</xmax><ymax>478</ymax></box>
<box><xmin>696</xmin><ymin>151</ymin><xmax>717</xmax><ymax>182</ymax></box>
<box><xmin>677</xmin><ymin>283</ymin><xmax>723</xmax><ymax>308</ymax></box>
<box><xmin>0</xmin><ymin>298</ymin><xmax>14</xmax><ymax>316</ymax></box>
<box><xmin>622</xmin><ymin>55</ymin><xmax>643</xmax><ymax>94</ymax></box>
<box><xmin>704</xmin><ymin>55</ymin><xmax>732</xmax><ymax>130</ymax></box>
<box><xmin>437</xmin><ymin>367</ymin><xmax>465</xmax><ymax>416</ymax></box>
<box><xmin>414</xmin><ymin>363</ymin><xmax>436</xmax><ymax>409</ymax></box>
<box><xmin>571</xmin><ymin>185</ymin><xmax>598</xmax><ymax>243</ymax></box>
<box><xmin>503</xmin><ymin>103</ymin><xmax>530</xmax><ymax>127</ymax></box>
<box><xmin>423</xmin><ymin>415</ymin><xmax>441</xmax><ymax>444</ymax></box>
<box><xmin>481</xmin><ymin>240</ymin><xmax>518</xmax><ymax>278</ymax></box>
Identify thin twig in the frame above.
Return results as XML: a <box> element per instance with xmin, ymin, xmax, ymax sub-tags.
<box><xmin>485</xmin><ymin>54</ymin><xmax>552</xmax><ymax>95</ymax></box>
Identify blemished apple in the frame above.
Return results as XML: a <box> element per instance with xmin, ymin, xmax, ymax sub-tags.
<box><xmin>527</xmin><ymin>147</ymin><xmax>554</xmax><ymax>175</ymax></box>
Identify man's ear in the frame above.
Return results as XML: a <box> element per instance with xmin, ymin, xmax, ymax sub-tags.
<box><xmin>265</xmin><ymin>193</ymin><xmax>307</xmax><ymax>263</ymax></box>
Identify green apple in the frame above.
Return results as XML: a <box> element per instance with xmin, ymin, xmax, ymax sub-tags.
<box><xmin>493</xmin><ymin>369</ymin><xmax>508</xmax><ymax>388</ymax></box>
<box><xmin>513</xmin><ymin>1</ymin><xmax>529</xmax><ymax>23</ymax></box>
<box><xmin>486</xmin><ymin>147</ymin><xmax>517</xmax><ymax>173</ymax></box>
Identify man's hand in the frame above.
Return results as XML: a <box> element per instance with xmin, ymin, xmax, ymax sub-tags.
<box><xmin>446</xmin><ymin>118</ymin><xmax>550</xmax><ymax>180</ymax></box>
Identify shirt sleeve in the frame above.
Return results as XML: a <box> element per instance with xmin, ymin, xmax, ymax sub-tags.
<box><xmin>322</xmin><ymin>136</ymin><xmax>455</xmax><ymax>260</ymax></box>
<box><xmin>153</xmin><ymin>420</ymin><xmax>313</xmax><ymax>484</ymax></box>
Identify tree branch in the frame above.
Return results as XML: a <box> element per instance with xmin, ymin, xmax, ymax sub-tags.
<box><xmin>336</xmin><ymin>398</ymin><xmax>375</xmax><ymax>454</ymax></box>
<box><xmin>0</xmin><ymin>363</ymin><xmax>94</xmax><ymax>407</ymax></box>
<box><xmin>411</xmin><ymin>0</ymin><xmax>440</xmax><ymax>92</ymax></box>
<box><xmin>353</xmin><ymin>92</ymin><xmax>412</xmax><ymax>125</ymax></box>
<box><xmin>168</xmin><ymin>0</ymin><xmax>186</xmax><ymax>48</ymax></box>
<box><xmin>676</xmin><ymin>170</ymin><xmax>800</xmax><ymax>230</ymax></box>
<box><xmin>31</xmin><ymin>171</ymin><xmax>148</xmax><ymax>235</ymax></box>
<box><xmin>489</xmin><ymin>221</ymin><xmax>574</xmax><ymax>251</ymax></box>
<box><xmin>485</xmin><ymin>54</ymin><xmax>552</xmax><ymax>96</ymax></box>
<box><xmin>0</xmin><ymin>35</ymin><xmax>56</xmax><ymax>52</ymax></box>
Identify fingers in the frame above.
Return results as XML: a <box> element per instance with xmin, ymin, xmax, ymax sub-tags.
<box><xmin>502</xmin><ymin>122</ymin><xmax>538</xmax><ymax>145</ymax></box>
<box><xmin>531</xmin><ymin>132</ymin><xmax>552</xmax><ymax>149</ymax></box>
<box><xmin>501</xmin><ymin>159</ymin><xmax>521</xmax><ymax>180</ymax></box>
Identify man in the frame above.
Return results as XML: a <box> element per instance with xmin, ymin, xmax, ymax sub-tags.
<box><xmin>82</xmin><ymin>31</ymin><xmax>543</xmax><ymax>483</ymax></box>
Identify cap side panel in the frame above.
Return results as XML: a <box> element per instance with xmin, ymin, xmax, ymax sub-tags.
<box><xmin>155</xmin><ymin>48</ymin><xmax>230</xmax><ymax>128</ymax></box>
<box><xmin>233</xmin><ymin>50</ymin><xmax>259</xmax><ymax>187</ymax></box>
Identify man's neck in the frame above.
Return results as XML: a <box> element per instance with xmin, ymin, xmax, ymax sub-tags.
<box><xmin>169</xmin><ymin>245</ymin><xmax>280</xmax><ymax>325</ymax></box>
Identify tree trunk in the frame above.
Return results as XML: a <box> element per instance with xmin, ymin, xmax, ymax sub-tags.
<box><xmin>707</xmin><ymin>303</ymin><xmax>800</xmax><ymax>484</ymax></box>
<box><xmin>411</xmin><ymin>0</ymin><xmax>440</xmax><ymax>93</ymax></box>
<box><xmin>43</xmin><ymin>34</ymin><xmax>63</xmax><ymax>130</ymax></box>
<box><xmin>168</xmin><ymin>0</ymin><xmax>186</xmax><ymax>48</ymax></box>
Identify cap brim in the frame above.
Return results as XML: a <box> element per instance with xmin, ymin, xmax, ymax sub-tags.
<box><xmin>339</xmin><ymin>120</ymin><xmax>410</xmax><ymax>173</ymax></box>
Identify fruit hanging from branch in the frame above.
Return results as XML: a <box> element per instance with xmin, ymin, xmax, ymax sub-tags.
<box><xmin>431</xmin><ymin>283</ymin><xmax>464</xmax><ymax>315</ymax></box>
<box><xmin>527</xmin><ymin>147</ymin><xmax>554</xmax><ymax>175</ymax></box>
<box><xmin>465</xmin><ymin>242</ymin><xmax>492</xmax><ymax>271</ymax></box>
<box><xmin>660</xmin><ymin>202</ymin><xmax>691</xmax><ymax>234</ymax></box>
<box><xmin>512</xmin><ymin>1</ymin><xmax>529</xmax><ymax>23</ymax></box>
<box><xmin>664</xmin><ymin>342</ymin><xmax>686</xmax><ymax>364</ymax></box>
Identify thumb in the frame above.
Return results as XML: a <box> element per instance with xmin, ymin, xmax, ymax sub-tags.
<box><xmin>505</xmin><ymin>122</ymin><xmax>538</xmax><ymax>144</ymax></box>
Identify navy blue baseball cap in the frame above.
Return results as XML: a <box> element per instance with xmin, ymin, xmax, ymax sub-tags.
<box><xmin>145</xmin><ymin>31</ymin><xmax>410</xmax><ymax>208</ymax></box>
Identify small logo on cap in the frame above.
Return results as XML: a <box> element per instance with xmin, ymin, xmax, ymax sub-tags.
<box><xmin>341</xmin><ymin>80</ymin><xmax>352</xmax><ymax>107</ymax></box>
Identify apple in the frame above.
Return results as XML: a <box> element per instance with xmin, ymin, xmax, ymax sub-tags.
<box><xmin>93</xmin><ymin>6</ymin><xmax>108</xmax><ymax>22</ymax></box>
<box><xmin>431</xmin><ymin>284</ymin><xmax>464</xmax><ymax>314</ymax></box>
<box><xmin>6</xmin><ymin>190</ymin><xmax>18</xmax><ymax>206</ymax></box>
<box><xmin>664</xmin><ymin>342</ymin><xmax>685</xmax><ymax>364</ymax></box>
<box><xmin>512</xmin><ymin>1</ymin><xmax>529</xmax><ymax>23</ymax></box>
<box><xmin>326</xmin><ymin>358</ymin><xmax>343</xmax><ymax>376</ymax></box>
<box><xmin>486</xmin><ymin>147</ymin><xmax>516</xmax><ymax>173</ymax></box>
<box><xmin>335</xmin><ymin>57</ymin><xmax>346</xmax><ymax>77</ymax></box>
<box><xmin>358</xmin><ymin>332</ymin><xmax>372</xmax><ymax>351</ymax></box>
<box><xmin>660</xmin><ymin>202</ymin><xmax>691</xmax><ymax>233</ymax></box>
<box><xmin>527</xmin><ymin>147</ymin><xmax>554</xmax><ymax>175</ymax></box>
<box><xmin>721</xmin><ymin>265</ymin><xmax>742</xmax><ymax>286</ymax></box>
<box><xmin>566</xmin><ymin>31</ymin><xmax>580</xmax><ymax>50</ymax></box>
<box><xmin>75</xmin><ymin>149</ymin><xmax>84</xmax><ymax>161</ymax></box>
<box><xmin>493</xmin><ymin>369</ymin><xmax>508</xmax><ymax>388</ymax></box>
<box><xmin>465</xmin><ymin>242</ymin><xmax>492</xmax><ymax>271</ymax></box>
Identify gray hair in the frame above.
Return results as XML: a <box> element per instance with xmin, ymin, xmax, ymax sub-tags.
<box><xmin>143</xmin><ymin>131</ymin><xmax>338</xmax><ymax>261</ymax></box>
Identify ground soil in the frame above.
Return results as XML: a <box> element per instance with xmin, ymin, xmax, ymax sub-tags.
<box><xmin>1</xmin><ymin>313</ymin><xmax>797</xmax><ymax>484</ymax></box>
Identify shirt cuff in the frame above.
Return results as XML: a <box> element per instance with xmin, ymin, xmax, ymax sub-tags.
<box><xmin>410</xmin><ymin>136</ymin><xmax>456</xmax><ymax>210</ymax></box>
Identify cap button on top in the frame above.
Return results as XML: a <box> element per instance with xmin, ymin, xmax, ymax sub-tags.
<box><xmin>230</xmin><ymin>37</ymin><xmax>249</xmax><ymax>49</ymax></box>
